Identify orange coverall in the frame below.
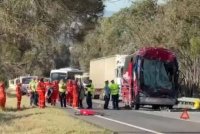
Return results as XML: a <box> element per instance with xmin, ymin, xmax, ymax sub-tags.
<box><xmin>0</xmin><ymin>82</ymin><xmax>6</xmax><ymax>110</ymax></box>
<box><xmin>72</xmin><ymin>82</ymin><xmax>78</xmax><ymax>108</ymax></box>
<box><xmin>37</xmin><ymin>81</ymin><xmax>46</xmax><ymax>108</ymax></box>
<box><xmin>51</xmin><ymin>81</ymin><xmax>59</xmax><ymax>106</ymax></box>
<box><xmin>16</xmin><ymin>84</ymin><xmax>22</xmax><ymax>110</ymax></box>
<box><xmin>67</xmin><ymin>80</ymin><xmax>73</xmax><ymax>106</ymax></box>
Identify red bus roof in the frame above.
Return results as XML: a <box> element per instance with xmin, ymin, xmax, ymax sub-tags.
<box><xmin>135</xmin><ymin>47</ymin><xmax>176</xmax><ymax>62</ymax></box>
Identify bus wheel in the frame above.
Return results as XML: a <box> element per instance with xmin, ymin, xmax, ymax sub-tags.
<box><xmin>134</xmin><ymin>104</ymin><xmax>140</xmax><ymax>110</ymax></box>
<box><xmin>152</xmin><ymin>105</ymin><xmax>160</xmax><ymax>110</ymax></box>
<box><xmin>134</xmin><ymin>95</ymin><xmax>140</xmax><ymax>110</ymax></box>
<box><xmin>168</xmin><ymin>105</ymin><xmax>173</xmax><ymax>109</ymax></box>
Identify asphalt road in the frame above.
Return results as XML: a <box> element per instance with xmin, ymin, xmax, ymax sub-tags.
<box><xmin>65</xmin><ymin>100</ymin><xmax>200</xmax><ymax>134</ymax></box>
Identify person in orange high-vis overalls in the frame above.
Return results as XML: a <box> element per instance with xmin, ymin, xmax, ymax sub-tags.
<box><xmin>51</xmin><ymin>80</ymin><xmax>59</xmax><ymax>106</ymax></box>
<box><xmin>16</xmin><ymin>83</ymin><xmax>22</xmax><ymax>110</ymax></box>
<box><xmin>37</xmin><ymin>78</ymin><xmax>46</xmax><ymax>108</ymax></box>
<box><xmin>0</xmin><ymin>81</ymin><xmax>6</xmax><ymax>110</ymax></box>
<box><xmin>66</xmin><ymin>80</ymin><xmax>73</xmax><ymax>106</ymax></box>
<box><xmin>72</xmin><ymin>80</ymin><xmax>78</xmax><ymax>108</ymax></box>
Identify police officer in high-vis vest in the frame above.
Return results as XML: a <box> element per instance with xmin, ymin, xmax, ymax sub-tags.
<box><xmin>86</xmin><ymin>80</ymin><xmax>94</xmax><ymax>109</ymax></box>
<box><xmin>109</xmin><ymin>80</ymin><xmax>119</xmax><ymax>110</ymax></box>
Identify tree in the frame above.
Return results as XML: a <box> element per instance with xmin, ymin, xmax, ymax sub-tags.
<box><xmin>0</xmin><ymin>0</ymin><xmax>104</xmax><ymax>81</ymax></box>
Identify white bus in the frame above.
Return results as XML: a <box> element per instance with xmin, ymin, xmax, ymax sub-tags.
<box><xmin>50</xmin><ymin>67</ymin><xmax>83</xmax><ymax>82</ymax></box>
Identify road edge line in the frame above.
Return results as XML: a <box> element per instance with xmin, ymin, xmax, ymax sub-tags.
<box><xmin>95</xmin><ymin>115</ymin><xmax>165</xmax><ymax>134</ymax></box>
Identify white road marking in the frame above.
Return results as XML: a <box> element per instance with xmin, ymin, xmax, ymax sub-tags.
<box><xmin>66</xmin><ymin>103</ymin><xmax>165</xmax><ymax>133</ymax></box>
<box><xmin>95</xmin><ymin>115</ymin><xmax>165</xmax><ymax>134</ymax></box>
<box><xmin>67</xmin><ymin>105</ymin><xmax>164</xmax><ymax>133</ymax></box>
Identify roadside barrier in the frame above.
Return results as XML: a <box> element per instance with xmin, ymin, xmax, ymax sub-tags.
<box><xmin>177</xmin><ymin>97</ymin><xmax>200</xmax><ymax>110</ymax></box>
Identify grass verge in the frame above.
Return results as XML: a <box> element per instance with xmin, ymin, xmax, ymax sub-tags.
<box><xmin>0</xmin><ymin>90</ymin><xmax>111</xmax><ymax>134</ymax></box>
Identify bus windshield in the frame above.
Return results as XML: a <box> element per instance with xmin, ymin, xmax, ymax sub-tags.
<box><xmin>51</xmin><ymin>73</ymin><xmax>67</xmax><ymax>82</ymax></box>
<box><xmin>68</xmin><ymin>72</ymin><xmax>83</xmax><ymax>80</ymax></box>
<box><xmin>142</xmin><ymin>59</ymin><xmax>173</xmax><ymax>90</ymax></box>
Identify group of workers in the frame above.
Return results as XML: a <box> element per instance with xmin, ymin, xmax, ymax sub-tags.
<box><xmin>57</xmin><ymin>79</ymin><xmax>93</xmax><ymax>109</ymax></box>
<box><xmin>0</xmin><ymin>77</ymin><xmax>120</xmax><ymax>111</ymax></box>
<box><xmin>28</xmin><ymin>78</ymin><xmax>95</xmax><ymax>109</ymax></box>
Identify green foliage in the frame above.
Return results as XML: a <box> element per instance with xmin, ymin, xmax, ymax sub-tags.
<box><xmin>0</xmin><ymin>0</ymin><xmax>104</xmax><ymax>80</ymax></box>
<box><xmin>190</xmin><ymin>37</ymin><xmax>200</xmax><ymax>56</ymax></box>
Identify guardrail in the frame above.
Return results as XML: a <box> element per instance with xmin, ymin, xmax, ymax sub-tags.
<box><xmin>177</xmin><ymin>97</ymin><xmax>200</xmax><ymax>110</ymax></box>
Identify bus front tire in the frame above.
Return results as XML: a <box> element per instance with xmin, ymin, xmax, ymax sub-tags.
<box><xmin>134</xmin><ymin>104</ymin><xmax>140</xmax><ymax>110</ymax></box>
<box><xmin>168</xmin><ymin>105</ymin><xmax>173</xmax><ymax>109</ymax></box>
<box><xmin>152</xmin><ymin>105</ymin><xmax>160</xmax><ymax>110</ymax></box>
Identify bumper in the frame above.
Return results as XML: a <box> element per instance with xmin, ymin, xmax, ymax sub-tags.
<box><xmin>139</xmin><ymin>97</ymin><xmax>177</xmax><ymax>105</ymax></box>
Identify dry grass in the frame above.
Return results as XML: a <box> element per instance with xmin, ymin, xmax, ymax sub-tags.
<box><xmin>0</xmin><ymin>90</ymin><xmax>110</xmax><ymax>134</ymax></box>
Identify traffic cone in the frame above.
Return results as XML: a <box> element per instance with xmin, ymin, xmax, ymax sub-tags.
<box><xmin>180</xmin><ymin>109</ymin><xmax>190</xmax><ymax>120</ymax></box>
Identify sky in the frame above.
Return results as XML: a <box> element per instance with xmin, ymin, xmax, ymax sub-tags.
<box><xmin>104</xmin><ymin>0</ymin><xmax>132</xmax><ymax>17</ymax></box>
<box><xmin>104</xmin><ymin>0</ymin><xmax>165</xmax><ymax>17</ymax></box>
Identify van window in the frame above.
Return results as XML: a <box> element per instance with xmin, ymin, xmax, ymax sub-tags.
<box><xmin>22</xmin><ymin>78</ymin><xmax>32</xmax><ymax>84</ymax></box>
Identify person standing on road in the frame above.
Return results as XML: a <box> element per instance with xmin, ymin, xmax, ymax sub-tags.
<box><xmin>77</xmin><ymin>79</ymin><xmax>85</xmax><ymax>109</ymax></box>
<box><xmin>51</xmin><ymin>80</ymin><xmax>59</xmax><ymax>106</ymax></box>
<box><xmin>72</xmin><ymin>80</ymin><xmax>78</xmax><ymax>109</ymax></box>
<box><xmin>66</xmin><ymin>80</ymin><xmax>73</xmax><ymax>106</ymax></box>
<box><xmin>59</xmin><ymin>79</ymin><xmax>66</xmax><ymax>108</ymax></box>
<box><xmin>104</xmin><ymin>80</ymin><xmax>110</xmax><ymax>109</ymax></box>
<box><xmin>0</xmin><ymin>81</ymin><xmax>6</xmax><ymax>111</ymax></box>
<box><xmin>16</xmin><ymin>82</ymin><xmax>22</xmax><ymax>110</ymax></box>
<box><xmin>109</xmin><ymin>80</ymin><xmax>120</xmax><ymax>110</ymax></box>
<box><xmin>86</xmin><ymin>80</ymin><xmax>94</xmax><ymax>109</ymax></box>
<box><xmin>45</xmin><ymin>80</ymin><xmax>53</xmax><ymax>104</ymax></box>
<box><xmin>37</xmin><ymin>78</ymin><xmax>46</xmax><ymax>108</ymax></box>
